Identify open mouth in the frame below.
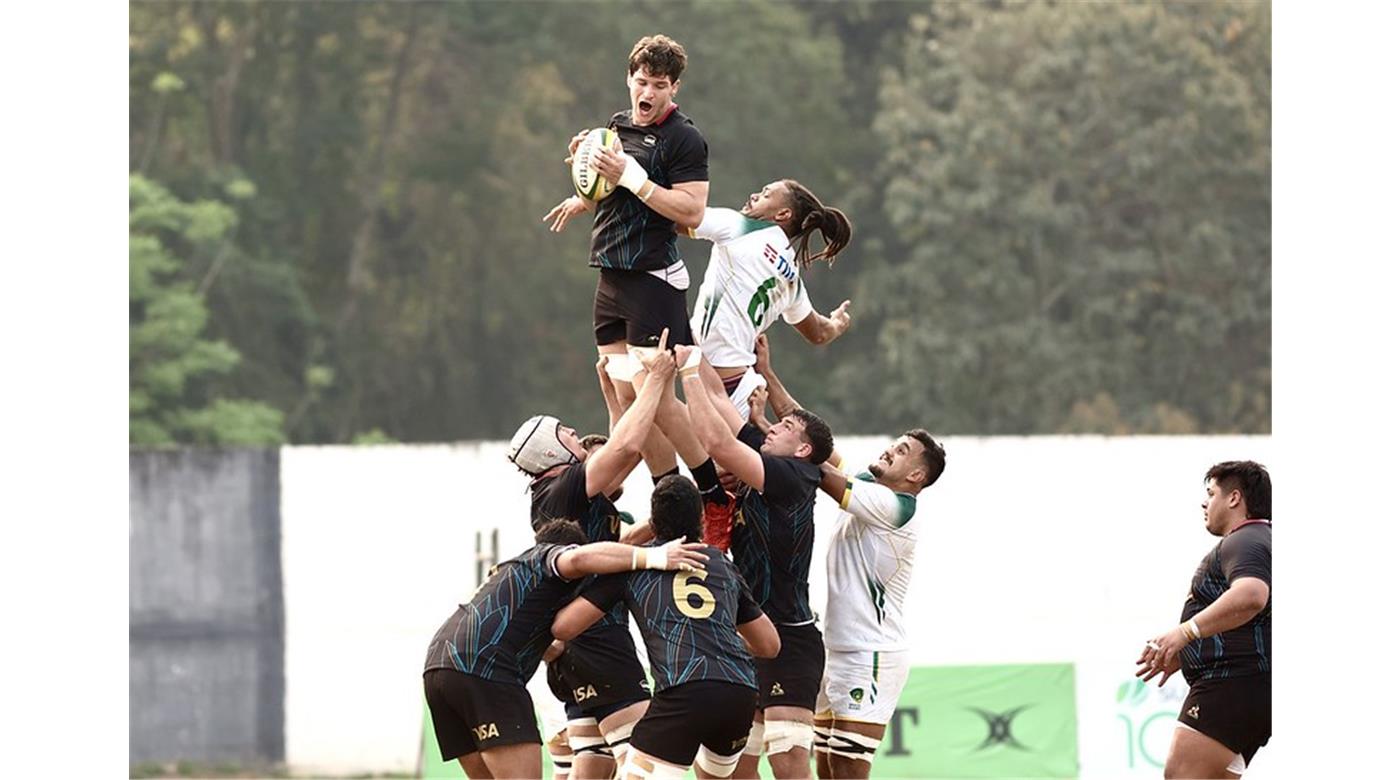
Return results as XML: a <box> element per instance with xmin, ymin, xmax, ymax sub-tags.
<box><xmin>638</xmin><ymin>100</ymin><xmax>653</xmax><ymax>114</ymax></box>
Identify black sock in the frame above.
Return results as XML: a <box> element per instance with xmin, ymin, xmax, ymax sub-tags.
<box><xmin>652</xmin><ymin>467</ymin><xmax>681</xmax><ymax>486</ymax></box>
<box><xmin>690</xmin><ymin>459</ymin><xmax>724</xmax><ymax>502</ymax></box>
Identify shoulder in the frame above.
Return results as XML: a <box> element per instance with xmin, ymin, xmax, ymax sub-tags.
<box><xmin>607</xmin><ymin>110</ymin><xmax>631</xmax><ymax>128</ymax></box>
<box><xmin>1223</xmin><ymin>524</ymin><xmax>1272</xmax><ymax>553</ymax></box>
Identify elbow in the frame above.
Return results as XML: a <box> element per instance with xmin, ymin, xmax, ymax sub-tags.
<box><xmin>756</xmin><ymin>635</ymin><xmax>781</xmax><ymax>659</ymax></box>
<box><xmin>551</xmin><ymin>616</ymin><xmax>577</xmax><ymax>643</ymax></box>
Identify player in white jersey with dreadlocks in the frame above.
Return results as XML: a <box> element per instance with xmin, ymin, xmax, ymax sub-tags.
<box><xmin>683</xmin><ymin>179</ymin><xmax>854</xmax><ymax>423</ymax></box>
<box><xmin>749</xmin><ymin>337</ymin><xmax>948</xmax><ymax>779</ymax></box>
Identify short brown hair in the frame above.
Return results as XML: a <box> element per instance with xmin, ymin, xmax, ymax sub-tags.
<box><xmin>628</xmin><ymin>35</ymin><xmax>687</xmax><ymax>82</ymax></box>
<box><xmin>1205</xmin><ymin>460</ymin><xmax>1271</xmax><ymax>520</ymax></box>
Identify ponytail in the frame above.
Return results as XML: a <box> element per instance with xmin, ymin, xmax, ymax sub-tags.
<box><xmin>781</xmin><ymin>179</ymin><xmax>853</xmax><ymax>268</ymax></box>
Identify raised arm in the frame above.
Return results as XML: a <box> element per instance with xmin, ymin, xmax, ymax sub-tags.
<box><xmin>753</xmin><ymin>334</ymin><xmax>801</xmax><ymax>419</ymax></box>
<box><xmin>791</xmin><ymin>299</ymin><xmax>852</xmax><ymax>346</ymax></box>
<box><xmin>676</xmin><ymin>344</ymin><xmax>767</xmax><ymax>491</ymax></box>
<box><xmin>585</xmin><ymin>330</ymin><xmax>676</xmax><ymax>498</ymax></box>
<box><xmin>595</xmin><ymin>356</ymin><xmax>624</xmax><ymax>433</ymax></box>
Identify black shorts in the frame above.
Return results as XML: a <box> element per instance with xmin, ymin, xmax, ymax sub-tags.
<box><xmin>423</xmin><ymin>669</ymin><xmax>540</xmax><ymax>760</ymax></box>
<box><xmin>1179</xmin><ymin>673</ymin><xmax>1271</xmax><ymax>765</ymax></box>
<box><xmin>594</xmin><ymin>268</ymin><xmax>694</xmax><ymax>347</ymax></box>
<box><xmin>756</xmin><ymin>623</ymin><xmax>825</xmax><ymax>710</ymax></box>
<box><xmin>631</xmin><ymin>680</ymin><xmax>759</xmax><ymax>767</ymax></box>
<box><xmin>547</xmin><ymin>626</ymin><xmax>651</xmax><ymax>717</ymax></box>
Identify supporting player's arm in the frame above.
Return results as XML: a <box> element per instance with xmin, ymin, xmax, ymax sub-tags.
<box><xmin>754</xmin><ymin>334</ymin><xmax>845</xmax><ymax>466</ymax></box>
<box><xmin>585</xmin><ymin>330</ymin><xmax>676</xmax><ymax>498</ymax></box>
<box><xmin>595</xmin><ymin>356</ymin><xmax>624</xmax><ymax>433</ymax></box>
<box><xmin>676</xmin><ymin>345</ymin><xmax>767</xmax><ymax>491</ymax></box>
<box><xmin>555</xmin><ymin>538</ymin><xmax>708</xmax><ymax>581</ymax></box>
<box><xmin>791</xmin><ymin>299</ymin><xmax>852</xmax><ymax>346</ymax></box>
<box><xmin>753</xmin><ymin>334</ymin><xmax>801</xmax><ymax>418</ymax></box>
<box><xmin>593</xmin><ymin>146</ymin><xmax>709</xmax><ymax>229</ymax></box>
<box><xmin>737</xmin><ymin>614</ymin><xmax>781</xmax><ymax>659</ymax></box>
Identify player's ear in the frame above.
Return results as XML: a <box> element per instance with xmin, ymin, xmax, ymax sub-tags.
<box><xmin>906</xmin><ymin>468</ymin><xmax>926</xmax><ymax>489</ymax></box>
<box><xmin>672</xmin><ymin>79</ymin><xmax>681</xmax><ymax>96</ymax></box>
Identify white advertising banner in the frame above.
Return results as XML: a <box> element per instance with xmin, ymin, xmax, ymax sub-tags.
<box><xmin>280</xmin><ymin>434</ymin><xmax>1273</xmax><ymax>777</ymax></box>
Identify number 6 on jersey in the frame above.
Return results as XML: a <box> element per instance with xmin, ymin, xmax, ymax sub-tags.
<box><xmin>673</xmin><ymin>569</ymin><xmax>716</xmax><ymax>619</ymax></box>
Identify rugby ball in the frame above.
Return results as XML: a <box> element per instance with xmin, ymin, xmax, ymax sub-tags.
<box><xmin>572</xmin><ymin>127</ymin><xmax>619</xmax><ymax>202</ymax></box>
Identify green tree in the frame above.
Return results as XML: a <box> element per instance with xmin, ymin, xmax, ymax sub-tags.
<box><xmin>832</xmin><ymin>0</ymin><xmax>1270</xmax><ymax>434</ymax></box>
<box><xmin>129</xmin><ymin>174</ymin><xmax>284</xmax><ymax>445</ymax></box>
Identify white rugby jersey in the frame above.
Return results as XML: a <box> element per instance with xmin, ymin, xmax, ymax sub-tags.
<box><xmin>687</xmin><ymin>208</ymin><xmax>813</xmax><ymax>368</ymax></box>
<box><xmin>823</xmin><ymin>469</ymin><xmax>921</xmax><ymax>652</ymax></box>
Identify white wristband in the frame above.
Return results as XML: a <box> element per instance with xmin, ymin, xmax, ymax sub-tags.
<box><xmin>618</xmin><ymin>154</ymin><xmax>650</xmax><ymax>193</ymax></box>
<box><xmin>1188</xmin><ymin>618</ymin><xmax>1202</xmax><ymax>640</ymax></box>
<box><xmin>644</xmin><ymin>545</ymin><xmax>669</xmax><ymax>570</ymax></box>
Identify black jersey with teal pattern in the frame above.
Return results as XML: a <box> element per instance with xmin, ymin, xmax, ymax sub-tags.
<box><xmin>423</xmin><ymin>543</ymin><xmax>577</xmax><ymax>685</ymax></box>
<box><xmin>582</xmin><ymin>546</ymin><xmax>763</xmax><ymax>691</ymax></box>
<box><xmin>1179</xmin><ymin>522</ymin><xmax>1272</xmax><ymax>683</ymax></box>
<box><xmin>588</xmin><ymin>107</ymin><xmax>708</xmax><ymax>272</ymax></box>
<box><xmin>730</xmin><ymin>423</ymin><xmax>822</xmax><ymax>625</ymax></box>
<box><xmin>530</xmin><ymin>461</ymin><xmax>647</xmax><ymax>706</ymax></box>
<box><xmin>530</xmin><ymin>462</ymin><xmax>628</xmax><ymax>629</ymax></box>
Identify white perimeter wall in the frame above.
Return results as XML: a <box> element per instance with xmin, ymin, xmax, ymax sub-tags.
<box><xmin>281</xmin><ymin>435</ymin><xmax>1274</xmax><ymax>778</ymax></box>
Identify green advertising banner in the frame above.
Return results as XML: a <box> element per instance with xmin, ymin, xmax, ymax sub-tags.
<box><xmin>419</xmin><ymin>664</ymin><xmax>1079</xmax><ymax>779</ymax></box>
<box><xmin>868</xmin><ymin>663</ymin><xmax>1078</xmax><ymax>779</ymax></box>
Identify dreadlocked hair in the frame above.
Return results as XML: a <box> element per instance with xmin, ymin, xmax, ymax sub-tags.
<box><xmin>781</xmin><ymin>179</ymin><xmax>853</xmax><ymax>269</ymax></box>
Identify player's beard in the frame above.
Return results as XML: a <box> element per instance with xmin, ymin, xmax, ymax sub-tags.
<box><xmin>868</xmin><ymin>462</ymin><xmax>886</xmax><ymax>478</ymax></box>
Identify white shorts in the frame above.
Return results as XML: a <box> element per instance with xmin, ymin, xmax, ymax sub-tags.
<box><xmin>726</xmin><ymin>368</ymin><xmax>767</xmax><ymax>422</ymax></box>
<box><xmin>814</xmin><ymin>649</ymin><xmax>910</xmax><ymax>726</ymax></box>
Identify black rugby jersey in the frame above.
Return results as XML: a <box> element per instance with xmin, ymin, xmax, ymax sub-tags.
<box><xmin>589</xmin><ymin>106</ymin><xmax>708</xmax><ymax>272</ymax></box>
<box><xmin>423</xmin><ymin>543</ymin><xmax>577</xmax><ymax>684</ymax></box>
<box><xmin>1179</xmin><ymin>521</ymin><xmax>1272</xmax><ymax>683</ymax></box>
<box><xmin>730</xmin><ymin>423</ymin><xmax>822</xmax><ymax>625</ymax></box>
<box><xmin>582</xmin><ymin>546</ymin><xmax>763</xmax><ymax>691</ymax></box>
<box><xmin>530</xmin><ymin>462</ymin><xmax>646</xmax><ymax>704</ymax></box>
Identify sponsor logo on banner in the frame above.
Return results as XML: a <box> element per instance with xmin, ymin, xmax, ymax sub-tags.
<box><xmin>970</xmin><ymin>705</ymin><xmax>1032</xmax><ymax>751</ymax></box>
<box><xmin>867</xmin><ymin>664</ymin><xmax>1078</xmax><ymax>778</ymax></box>
<box><xmin>1115</xmin><ymin>676</ymin><xmax>1189</xmax><ymax>771</ymax></box>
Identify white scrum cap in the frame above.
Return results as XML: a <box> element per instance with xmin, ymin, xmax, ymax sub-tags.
<box><xmin>507</xmin><ymin>414</ymin><xmax>578</xmax><ymax>476</ymax></box>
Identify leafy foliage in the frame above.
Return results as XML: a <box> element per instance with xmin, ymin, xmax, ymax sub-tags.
<box><xmin>128</xmin><ymin>0</ymin><xmax>1270</xmax><ymax>442</ymax></box>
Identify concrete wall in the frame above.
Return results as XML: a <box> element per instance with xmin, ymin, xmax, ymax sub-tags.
<box><xmin>129</xmin><ymin>449</ymin><xmax>284</xmax><ymax>767</ymax></box>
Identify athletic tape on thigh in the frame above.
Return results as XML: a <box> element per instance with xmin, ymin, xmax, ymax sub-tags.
<box><xmin>812</xmin><ymin>722</ymin><xmax>832</xmax><ymax>755</ymax></box>
<box><xmin>568</xmin><ymin>722</ymin><xmax>611</xmax><ymax>757</ymax></box>
<box><xmin>763</xmin><ymin>720</ymin><xmax>815</xmax><ymax>755</ymax></box>
<box><xmin>695</xmin><ymin>744</ymin><xmax>744</xmax><ymax>777</ymax></box>
<box><xmin>604</xmin><ymin>719</ymin><xmax>636</xmax><ymax>751</ymax></box>
<box><xmin>827</xmin><ymin>728</ymin><xmax>881</xmax><ymax>764</ymax></box>
<box><xmin>742</xmin><ymin>720</ymin><xmax>766</xmax><ymax>756</ymax></box>
<box><xmin>621</xmin><ymin>749</ymin><xmax>687</xmax><ymax>780</ymax></box>
<box><xmin>605</xmin><ymin>352</ymin><xmax>642</xmax><ymax>382</ymax></box>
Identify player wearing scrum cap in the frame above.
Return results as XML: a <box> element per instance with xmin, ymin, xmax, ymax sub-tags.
<box><xmin>748</xmin><ymin>335</ymin><xmax>947</xmax><ymax>780</ymax></box>
<box><xmin>554</xmin><ymin>475</ymin><xmax>782</xmax><ymax>780</ymax></box>
<box><xmin>508</xmin><ymin>339</ymin><xmax>674</xmax><ymax>778</ymax></box>
<box><xmin>542</xmin><ymin>34</ymin><xmax>734</xmax><ymax>531</ymax></box>
<box><xmin>1136</xmin><ymin>461</ymin><xmax>1272</xmax><ymax>779</ymax></box>
<box><xmin>423</xmin><ymin>518</ymin><xmax>709</xmax><ymax>780</ymax></box>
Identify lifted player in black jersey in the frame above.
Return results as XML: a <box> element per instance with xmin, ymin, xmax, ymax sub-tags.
<box><xmin>507</xmin><ymin>337</ymin><xmax>675</xmax><ymax>777</ymax></box>
<box><xmin>1136</xmin><ymin>461</ymin><xmax>1272</xmax><ymax>779</ymax></box>
<box><xmin>423</xmin><ymin>519</ymin><xmax>708</xmax><ymax>780</ymax></box>
<box><xmin>674</xmin><ymin>343</ymin><xmax>831</xmax><ymax>780</ymax></box>
<box><xmin>553</xmin><ymin>475</ymin><xmax>781</xmax><ymax>780</ymax></box>
<box><xmin>542</xmin><ymin>34</ymin><xmax>734</xmax><ymax>537</ymax></box>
